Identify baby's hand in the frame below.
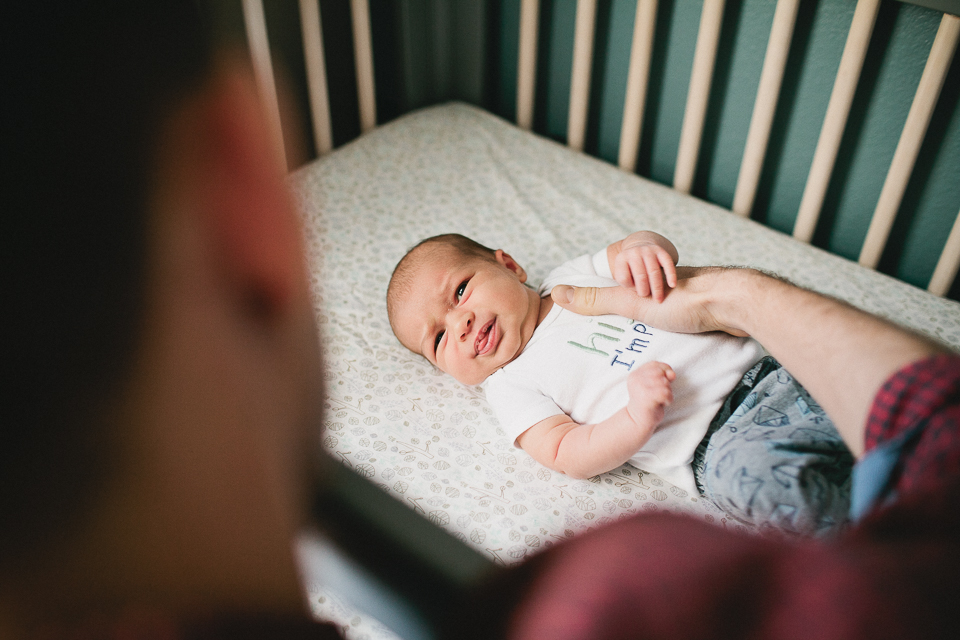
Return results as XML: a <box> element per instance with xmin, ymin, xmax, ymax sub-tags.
<box><xmin>625</xmin><ymin>361</ymin><xmax>675</xmax><ymax>430</ymax></box>
<box><xmin>613</xmin><ymin>239</ymin><xmax>678</xmax><ymax>302</ymax></box>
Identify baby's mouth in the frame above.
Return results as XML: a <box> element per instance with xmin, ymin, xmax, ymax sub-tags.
<box><xmin>475</xmin><ymin>319</ymin><xmax>497</xmax><ymax>356</ymax></box>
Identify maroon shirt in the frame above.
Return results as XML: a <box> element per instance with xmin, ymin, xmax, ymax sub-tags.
<box><xmin>506</xmin><ymin>354</ymin><xmax>960</xmax><ymax>640</ymax></box>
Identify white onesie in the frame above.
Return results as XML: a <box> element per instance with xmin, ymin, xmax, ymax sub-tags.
<box><xmin>482</xmin><ymin>249</ymin><xmax>765</xmax><ymax>494</ymax></box>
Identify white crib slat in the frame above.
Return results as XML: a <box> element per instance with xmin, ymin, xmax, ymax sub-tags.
<box><xmin>674</xmin><ymin>0</ymin><xmax>725</xmax><ymax>194</ymax></box>
<box><xmin>618</xmin><ymin>0</ymin><xmax>658</xmax><ymax>172</ymax></box>
<box><xmin>241</xmin><ymin>0</ymin><xmax>287</xmax><ymax>170</ymax></box>
<box><xmin>299</xmin><ymin>0</ymin><xmax>333</xmax><ymax>156</ymax></box>
<box><xmin>859</xmin><ymin>14</ymin><xmax>960</xmax><ymax>269</ymax></box>
<box><xmin>929</xmin><ymin>208</ymin><xmax>960</xmax><ymax>297</ymax></box>
<box><xmin>350</xmin><ymin>0</ymin><xmax>377</xmax><ymax>133</ymax></box>
<box><xmin>732</xmin><ymin>0</ymin><xmax>799</xmax><ymax>217</ymax></box>
<box><xmin>518</xmin><ymin>0</ymin><xmax>540</xmax><ymax>131</ymax></box>
<box><xmin>568</xmin><ymin>0</ymin><xmax>598</xmax><ymax>151</ymax></box>
<box><xmin>793</xmin><ymin>0</ymin><xmax>879</xmax><ymax>243</ymax></box>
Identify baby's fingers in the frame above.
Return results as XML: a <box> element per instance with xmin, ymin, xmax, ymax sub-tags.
<box><xmin>630</xmin><ymin>361</ymin><xmax>675</xmax><ymax>389</ymax></box>
<box><xmin>630</xmin><ymin>263</ymin><xmax>652</xmax><ymax>299</ymax></box>
<box><xmin>614</xmin><ymin>259</ymin><xmax>638</xmax><ymax>294</ymax></box>
<box><xmin>640</xmin><ymin>249</ymin><xmax>677</xmax><ymax>302</ymax></box>
<box><xmin>646</xmin><ymin>361</ymin><xmax>676</xmax><ymax>382</ymax></box>
<box><xmin>644</xmin><ymin>375</ymin><xmax>674</xmax><ymax>405</ymax></box>
<box><xmin>658</xmin><ymin>250</ymin><xmax>678</xmax><ymax>289</ymax></box>
<box><xmin>641</xmin><ymin>252</ymin><xmax>667</xmax><ymax>302</ymax></box>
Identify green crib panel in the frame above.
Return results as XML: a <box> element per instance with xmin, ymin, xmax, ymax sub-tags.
<box><xmin>641</xmin><ymin>0</ymin><xmax>702</xmax><ymax>185</ymax></box>
<box><xmin>495</xmin><ymin>0</ymin><xmax>959</xmax><ymax>296</ymax></box>
<box><xmin>892</xmin><ymin>46</ymin><xmax>960</xmax><ymax>291</ymax></box>
<box><xmin>819</xmin><ymin>3</ymin><xmax>940</xmax><ymax>264</ymax></box>
<box><xmin>543</xmin><ymin>0</ymin><xmax>579</xmax><ymax>140</ymax></box>
<box><xmin>593</xmin><ymin>0</ymin><xmax>643</xmax><ymax>165</ymax></box>
<box><xmin>499</xmin><ymin>0</ymin><xmax>522</xmax><ymax>122</ymax></box>
<box><xmin>750</xmin><ymin>0</ymin><xmax>855</xmax><ymax>236</ymax></box>
<box><xmin>233</xmin><ymin>0</ymin><xmax>959</xmax><ymax>296</ymax></box>
<box><xmin>697</xmin><ymin>0</ymin><xmax>776</xmax><ymax>208</ymax></box>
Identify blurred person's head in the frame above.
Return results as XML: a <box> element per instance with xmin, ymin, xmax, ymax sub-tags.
<box><xmin>1</xmin><ymin>1</ymin><xmax>323</xmax><ymax>629</ymax></box>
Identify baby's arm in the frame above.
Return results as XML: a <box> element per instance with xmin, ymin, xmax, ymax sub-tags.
<box><xmin>607</xmin><ymin>231</ymin><xmax>679</xmax><ymax>302</ymax></box>
<box><xmin>516</xmin><ymin>361</ymin><xmax>675</xmax><ymax>479</ymax></box>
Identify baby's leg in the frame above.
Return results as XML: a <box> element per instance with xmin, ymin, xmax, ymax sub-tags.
<box><xmin>694</xmin><ymin>357</ymin><xmax>854</xmax><ymax>537</ymax></box>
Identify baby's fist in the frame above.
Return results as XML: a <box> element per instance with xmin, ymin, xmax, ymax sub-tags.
<box><xmin>614</xmin><ymin>241</ymin><xmax>678</xmax><ymax>303</ymax></box>
<box><xmin>626</xmin><ymin>361</ymin><xmax>675</xmax><ymax>427</ymax></box>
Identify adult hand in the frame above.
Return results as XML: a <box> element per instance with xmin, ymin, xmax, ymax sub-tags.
<box><xmin>549</xmin><ymin>266</ymin><xmax>750</xmax><ymax>337</ymax></box>
<box><xmin>553</xmin><ymin>265</ymin><xmax>946</xmax><ymax>458</ymax></box>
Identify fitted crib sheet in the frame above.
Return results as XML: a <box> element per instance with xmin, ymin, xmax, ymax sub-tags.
<box><xmin>291</xmin><ymin>103</ymin><xmax>960</xmax><ymax>638</ymax></box>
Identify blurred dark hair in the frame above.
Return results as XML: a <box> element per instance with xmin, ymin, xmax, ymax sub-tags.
<box><xmin>0</xmin><ymin>2</ymin><xmax>213</xmax><ymax>564</ymax></box>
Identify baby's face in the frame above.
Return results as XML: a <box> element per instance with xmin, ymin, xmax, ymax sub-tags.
<box><xmin>393</xmin><ymin>245</ymin><xmax>543</xmax><ymax>385</ymax></box>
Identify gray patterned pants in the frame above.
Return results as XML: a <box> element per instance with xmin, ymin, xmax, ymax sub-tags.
<box><xmin>692</xmin><ymin>357</ymin><xmax>854</xmax><ymax>537</ymax></box>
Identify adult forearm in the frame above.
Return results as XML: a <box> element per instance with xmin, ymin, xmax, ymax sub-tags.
<box><xmin>552</xmin><ymin>267</ymin><xmax>947</xmax><ymax>458</ymax></box>
<box><xmin>708</xmin><ymin>270</ymin><xmax>945</xmax><ymax>457</ymax></box>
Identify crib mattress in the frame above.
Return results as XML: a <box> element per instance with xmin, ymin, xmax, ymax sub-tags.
<box><xmin>291</xmin><ymin>103</ymin><xmax>960</xmax><ymax>638</ymax></box>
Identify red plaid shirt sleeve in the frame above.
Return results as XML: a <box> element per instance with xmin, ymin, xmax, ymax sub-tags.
<box><xmin>505</xmin><ymin>354</ymin><xmax>960</xmax><ymax>640</ymax></box>
<box><xmin>863</xmin><ymin>353</ymin><xmax>960</xmax><ymax>502</ymax></box>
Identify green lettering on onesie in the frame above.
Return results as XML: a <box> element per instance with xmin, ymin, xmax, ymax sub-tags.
<box><xmin>597</xmin><ymin>322</ymin><xmax>624</xmax><ymax>333</ymax></box>
<box><xmin>567</xmin><ymin>332</ymin><xmax>619</xmax><ymax>357</ymax></box>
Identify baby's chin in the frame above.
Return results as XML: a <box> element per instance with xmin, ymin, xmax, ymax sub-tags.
<box><xmin>446</xmin><ymin>365</ymin><xmax>491</xmax><ymax>387</ymax></box>
<box><xmin>456</xmin><ymin>373</ymin><xmax>486</xmax><ymax>386</ymax></box>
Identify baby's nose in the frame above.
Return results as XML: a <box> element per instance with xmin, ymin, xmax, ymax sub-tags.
<box><xmin>454</xmin><ymin>311</ymin><xmax>473</xmax><ymax>340</ymax></box>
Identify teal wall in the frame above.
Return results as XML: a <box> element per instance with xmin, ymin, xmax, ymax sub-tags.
<box><xmin>495</xmin><ymin>0</ymin><xmax>960</xmax><ymax>298</ymax></box>
<box><xmin>241</xmin><ymin>0</ymin><xmax>959</xmax><ymax>299</ymax></box>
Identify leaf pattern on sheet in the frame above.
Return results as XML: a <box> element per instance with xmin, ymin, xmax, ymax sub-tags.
<box><xmin>291</xmin><ymin>103</ymin><xmax>960</xmax><ymax>638</ymax></box>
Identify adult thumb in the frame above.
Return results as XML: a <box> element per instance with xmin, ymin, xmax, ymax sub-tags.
<box><xmin>550</xmin><ymin>284</ymin><xmax>648</xmax><ymax>318</ymax></box>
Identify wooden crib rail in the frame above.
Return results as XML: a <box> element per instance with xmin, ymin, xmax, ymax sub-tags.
<box><xmin>859</xmin><ymin>13</ymin><xmax>959</xmax><ymax>274</ymax></box>
<box><xmin>930</xmin><ymin>209</ymin><xmax>960</xmax><ymax>296</ymax></box>
<box><xmin>567</xmin><ymin>0</ymin><xmax>598</xmax><ymax>152</ymax></box>
<box><xmin>241</xmin><ymin>0</ymin><xmax>286</xmax><ymax>168</ymax></box>
<box><xmin>518</xmin><ymin>0</ymin><xmax>959</xmax><ymax>297</ymax></box>
<box><xmin>793</xmin><ymin>0</ymin><xmax>882</xmax><ymax>244</ymax></box>
<box><xmin>350</xmin><ymin>0</ymin><xmax>377</xmax><ymax>134</ymax></box>
<box><xmin>732</xmin><ymin>0</ymin><xmax>801</xmax><ymax>218</ymax></box>
<box><xmin>673</xmin><ymin>0</ymin><xmax>725</xmax><ymax>195</ymax></box>
<box><xmin>298</xmin><ymin>0</ymin><xmax>333</xmax><ymax>156</ymax></box>
<box><xmin>617</xmin><ymin>0</ymin><xmax>657</xmax><ymax>173</ymax></box>
<box><xmin>242</xmin><ymin>0</ymin><xmax>376</xmax><ymax>164</ymax></box>
<box><xmin>241</xmin><ymin>0</ymin><xmax>959</xmax><ymax>298</ymax></box>
<box><xmin>517</xmin><ymin>0</ymin><xmax>540</xmax><ymax>131</ymax></box>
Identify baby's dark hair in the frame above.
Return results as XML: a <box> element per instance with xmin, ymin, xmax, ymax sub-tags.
<box><xmin>387</xmin><ymin>233</ymin><xmax>495</xmax><ymax>342</ymax></box>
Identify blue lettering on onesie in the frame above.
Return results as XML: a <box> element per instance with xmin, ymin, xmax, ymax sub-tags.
<box><xmin>611</xmin><ymin>349</ymin><xmax>634</xmax><ymax>370</ymax></box>
<box><xmin>632</xmin><ymin>322</ymin><xmax>653</xmax><ymax>335</ymax></box>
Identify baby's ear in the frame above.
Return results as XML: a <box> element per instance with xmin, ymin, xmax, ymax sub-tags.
<box><xmin>495</xmin><ymin>250</ymin><xmax>527</xmax><ymax>283</ymax></box>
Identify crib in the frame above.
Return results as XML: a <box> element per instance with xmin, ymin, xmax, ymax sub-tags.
<box><xmin>232</xmin><ymin>2</ymin><xmax>960</xmax><ymax>639</ymax></box>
